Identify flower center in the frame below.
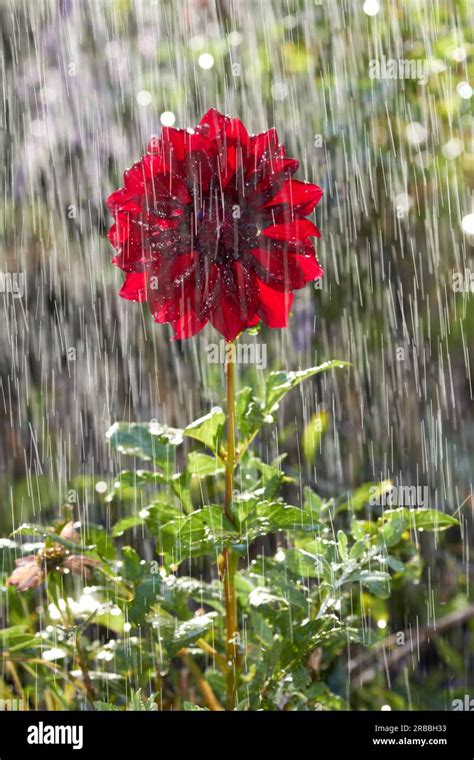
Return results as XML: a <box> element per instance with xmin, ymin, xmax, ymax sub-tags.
<box><xmin>195</xmin><ymin>194</ymin><xmax>260</xmax><ymax>265</ymax></box>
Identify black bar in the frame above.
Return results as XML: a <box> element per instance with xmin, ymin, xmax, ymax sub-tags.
<box><xmin>0</xmin><ymin>710</ymin><xmax>473</xmax><ymax>757</ymax></box>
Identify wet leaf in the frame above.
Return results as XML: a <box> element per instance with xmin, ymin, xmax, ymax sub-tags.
<box><xmin>264</xmin><ymin>361</ymin><xmax>350</xmax><ymax>412</ymax></box>
<box><xmin>107</xmin><ymin>422</ymin><xmax>183</xmax><ymax>474</ymax></box>
<box><xmin>187</xmin><ymin>451</ymin><xmax>224</xmax><ymax>476</ymax></box>
<box><xmin>184</xmin><ymin>407</ymin><xmax>225</xmax><ymax>456</ymax></box>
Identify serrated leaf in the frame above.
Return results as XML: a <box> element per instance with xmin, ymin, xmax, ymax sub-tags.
<box><xmin>106</xmin><ymin>422</ymin><xmax>183</xmax><ymax>473</ymax></box>
<box><xmin>285</xmin><ymin>548</ymin><xmax>333</xmax><ymax>581</ymax></box>
<box><xmin>382</xmin><ymin>508</ymin><xmax>458</xmax><ymax>532</ymax></box>
<box><xmin>126</xmin><ymin>576</ymin><xmax>161</xmax><ymax>625</ymax></box>
<box><xmin>236</xmin><ymin>387</ymin><xmax>266</xmax><ymax>441</ymax></box>
<box><xmin>112</xmin><ymin>515</ymin><xmax>146</xmax><ymax>537</ymax></box>
<box><xmin>142</xmin><ymin>503</ymin><xmax>185</xmax><ymax>555</ymax></box>
<box><xmin>114</xmin><ymin>469</ymin><xmax>166</xmax><ymax>489</ymax></box>
<box><xmin>175</xmin><ymin>506</ymin><xmax>236</xmax><ymax>560</ymax></box>
<box><xmin>170</xmin><ymin>611</ymin><xmax>218</xmax><ymax>654</ymax></box>
<box><xmin>343</xmin><ymin>569</ymin><xmax>392</xmax><ymax>598</ymax></box>
<box><xmin>265</xmin><ymin>361</ymin><xmax>350</xmax><ymax>413</ymax></box>
<box><xmin>187</xmin><ymin>452</ymin><xmax>224</xmax><ymax>477</ymax></box>
<box><xmin>256</xmin><ymin>502</ymin><xmax>322</xmax><ymax>532</ymax></box>
<box><xmin>184</xmin><ymin>407</ymin><xmax>225</xmax><ymax>456</ymax></box>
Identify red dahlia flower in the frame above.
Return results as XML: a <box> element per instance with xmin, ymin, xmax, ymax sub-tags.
<box><xmin>106</xmin><ymin>109</ymin><xmax>323</xmax><ymax>341</ymax></box>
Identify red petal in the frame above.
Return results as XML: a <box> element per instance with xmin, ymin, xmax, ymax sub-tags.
<box><xmin>194</xmin><ymin>263</ymin><xmax>220</xmax><ymax>320</ymax></box>
<box><xmin>106</xmin><ymin>189</ymin><xmax>141</xmax><ymax>214</ymax></box>
<box><xmin>261</xmin><ymin>220</ymin><xmax>320</xmax><ymax>242</ymax></box>
<box><xmin>227</xmin><ymin>118</ymin><xmax>249</xmax><ymax>148</ymax></box>
<box><xmin>170</xmin><ymin>310</ymin><xmax>208</xmax><ymax>339</ymax></box>
<box><xmin>198</xmin><ymin>109</ymin><xmax>229</xmax><ymax>138</ymax></box>
<box><xmin>124</xmin><ymin>161</ymin><xmax>148</xmax><ymax>195</ymax></box>
<box><xmin>148</xmin><ymin>252</ymin><xmax>198</xmax><ymax>316</ymax></box>
<box><xmin>119</xmin><ymin>272</ymin><xmax>148</xmax><ymax>302</ymax></box>
<box><xmin>210</xmin><ymin>299</ymin><xmax>249</xmax><ymax>342</ymax></box>
<box><xmin>208</xmin><ymin>263</ymin><xmax>259</xmax><ymax>341</ymax></box>
<box><xmin>147</xmin><ymin>135</ymin><xmax>162</xmax><ymax>154</ymax></box>
<box><xmin>248</xmin><ymin>128</ymin><xmax>279</xmax><ymax>165</ymax></box>
<box><xmin>263</xmin><ymin>179</ymin><xmax>323</xmax><ymax>212</ymax></box>
<box><xmin>256</xmin><ymin>280</ymin><xmax>294</xmax><ymax>327</ymax></box>
<box><xmin>161</xmin><ymin>127</ymin><xmax>187</xmax><ymax>162</ymax></box>
<box><xmin>249</xmin><ymin>248</ymin><xmax>323</xmax><ymax>290</ymax></box>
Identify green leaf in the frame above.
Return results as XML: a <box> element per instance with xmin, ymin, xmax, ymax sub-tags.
<box><xmin>303</xmin><ymin>487</ymin><xmax>326</xmax><ymax>518</ymax></box>
<box><xmin>188</xmin><ymin>452</ymin><xmax>224</xmax><ymax>477</ymax></box>
<box><xmin>161</xmin><ymin>575</ymin><xmax>225</xmax><ymax>615</ymax></box>
<box><xmin>121</xmin><ymin>546</ymin><xmax>144</xmax><ymax>581</ymax></box>
<box><xmin>378</xmin><ymin>516</ymin><xmax>406</xmax><ymax>547</ymax></box>
<box><xmin>386</xmin><ymin>556</ymin><xmax>406</xmax><ymax>573</ymax></box>
<box><xmin>106</xmin><ymin>422</ymin><xmax>183</xmax><ymax>473</ymax></box>
<box><xmin>83</xmin><ymin>523</ymin><xmax>115</xmax><ymax>560</ymax></box>
<box><xmin>183</xmin><ymin>702</ymin><xmax>209</xmax><ymax>711</ymax></box>
<box><xmin>175</xmin><ymin>506</ymin><xmax>236</xmax><ymax>560</ymax></box>
<box><xmin>256</xmin><ymin>502</ymin><xmax>322</xmax><ymax>532</ymax></box>
<box><xmin>170</xmin><ymin>611</ymin><xmax>218</xmax><ymax>654</ymax></box>
<box><xmin>127</xmin><ymin>576</ymin><xmax>161</xmax><ymax>625</ymax></box>
<box><xmin>0</xmin><ymin>626</ymin><xmax>43</xmax><ymax>654</ymax></box>
<box><xmin>141</xmin><ymin>502</ymin><xmax>185</xmax><ymax>555</ymax></box>
<box><xmin>239</xmin><ymin>501</ymin><xmax>323</xmax><ymax>544</ymax></box>
<box><xmin>278</xmin><ymin>616</ymin><xmax>346</xmax><ymax>670</ymax></box>
<box><xmin>0</xmin><ymin>626</ymin><xmax>29</xmax><ymax>646</ymax></box>
<box><xmin>94</xmin><ymin>701</ymin><xmax>122</xmax><ymax>711</ymax></box>
<box><xmin>112</xmin><ymin>515</ymin><xmax>146</xmax><ymax>537</ymax></box>
<box><xmin>184</xmin><ymin>407</ymin><xmax>225</xmax><ymax>456</ymax></box>
<box><xmin>349</xmin><ymin>540</ymin><xmax>368</xmax><ymax>560</ymax></box>
<box><xmin>236</xmin><ymin>387</ymin><xmax>266</xmax><ymax>441</ymax></box>
<box><xmin>113</xmin><ymin>469</ymin><xmax>167</xmax><ymax>489</ymax></box>
<box><xmin>248</xmin><ymin>587</ymin><xmax>289</xmax><ymax>610</ymax></box>
<box><xmin>171</xmin><ymin>470</ymin><xmax>193</xmax><ymax>513</ymax></box>
<box><xmin>343</xmin><ymin>569</ymin><xmax>392</xmax><ymax>598</ymax></box>
<box><xmin>128</xmin><ymin>689</ymin><xmax>159</xmax><ymax>711</ymax></box>
<box><xmin>382</xmin><ymin>508</ymin><xmax>458</xmax><ymax>532</ymax></box>
<box><xmin>337</xmin><ymin>530</ymin><xmax>348</xmax><ymax>561</ymax></box>
<box><xmin>306</xmin><ymin>682</ymin><xmax>347</xmax><ymax>711</ymax></box>
<box><xmin>264</xmin><ymin>361</ymin><xmax>350</xmax><ymax>413</ymax></box>
<box><xmin>113</xmin><ymin>502</ymin><xmax>182</xmax><ymax>542</ymax></box>
<box><xmin>285</xmin><ymin>549</ymin><xmax>333</xmax><ymax>581</ymax></box>
<box><xmin>302</xmin><ymin>411</ymin><xmax>329</xmax><ymax>461</ymax></box>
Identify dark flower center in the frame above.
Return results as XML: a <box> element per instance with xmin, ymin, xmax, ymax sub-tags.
<box><xmin>194</xmin><ymin>192</ymin><xmax>260</xmax><ymax>265</ymax></box>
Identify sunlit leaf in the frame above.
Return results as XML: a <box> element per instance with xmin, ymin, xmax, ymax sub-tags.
<box><xmin>264</xmin><ymin>361</ymin><xmax>350</xmax><ymax>412</ymax></box>
<box><xmin>187</xmin><ymin>451</ymin><xmax>224</xmax><ymax>477</ymax></box>
<box><xmin>184</xmin><ymin>407</ymin><xmax>225</xmax><ymax>456</ymax></box>
<box><xmin>106</xmin><ymin>421</ymin><xmax>183</xmax><ymax>474</ymax></box>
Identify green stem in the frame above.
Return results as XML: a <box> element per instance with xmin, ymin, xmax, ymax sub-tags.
<box><xmin>223</xmin><ymin>343</ymin><xmax>238</xmax><ymax>710</ymax></box>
